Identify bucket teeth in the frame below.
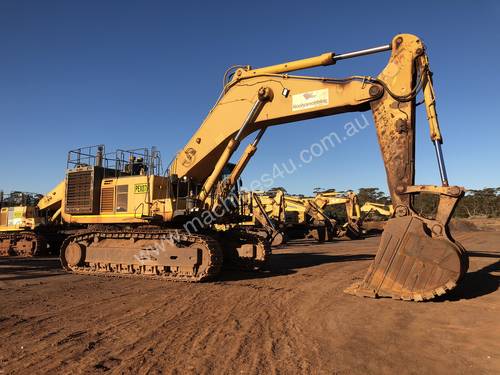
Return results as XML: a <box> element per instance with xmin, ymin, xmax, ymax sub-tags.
<box><xmin>343</xmin><ymin>283</ymin><xmax>375</xmax><ymax>298</ymax></box>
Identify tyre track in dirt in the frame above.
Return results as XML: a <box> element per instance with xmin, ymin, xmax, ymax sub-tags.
<box><xmin>0</xmin><ymin>231</ymin><xmax>498</xmax><ymax>374</ymax></box>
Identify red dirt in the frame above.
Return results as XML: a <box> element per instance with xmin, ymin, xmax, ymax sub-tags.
<box><xmin>0</xmin><ymin>230</ymin><xmax>498</xmax><ymax>374</ymax></box>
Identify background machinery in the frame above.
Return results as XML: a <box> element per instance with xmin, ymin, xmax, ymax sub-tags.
<box><xmin>360</xmin><ymin>202</ymin><xmax>394</xmax><ymax>218</ymax></box>
<box><xmin>236</xmin><ymin>190</ymin><xmax>286</xmax><ymax>246</ymax></box>
<box><xmin>237</xmin><ymin>190</ymin><xmax>361</xmax><ymax>243</ymax></box>
<box><xmin>280</xmin><ymin>194</ymin><xmax>352</xmax><ymax>242</ymax></box>
<box><xmin>0</xmin><ymin>191</ymin><xmax>63</xmax><ymax>256</ymax></box>
<box><xmin>312</xmin><ymin>191</ymin><xmax>362</xmax><ymax>239</ymax></box>
<box><xmin>41</xmin><ymin>33</ymin><xmax>467</xmax><ymax>301</ymax></box>
<box><xmin>280</xmin><ymin>194</ymin><xmax>336</xmax><ymax>242</ymax></box>
<box><xmin>359</xmin><ymin>202</ymin><xmax>394</xmax><ymax>233</ymax></box>
<box><xmin>0</xmin><ymin>191</ymin><xmax>45</xmax><ymax>256</ymax></box>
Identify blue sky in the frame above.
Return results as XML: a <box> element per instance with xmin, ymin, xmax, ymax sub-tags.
<box><xmin>0</xmin><ymin>1</ymin><xmax>498</xmax><ymax>195</ymax></box>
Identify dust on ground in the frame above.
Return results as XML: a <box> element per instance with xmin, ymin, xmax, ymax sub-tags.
<box><xmin>0</xmin><ymin>229</ymin><xmax>498</xmax><ymax>374</ymax></box>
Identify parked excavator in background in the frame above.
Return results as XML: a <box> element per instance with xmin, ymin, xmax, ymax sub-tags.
<box><xmin>280</xmin><ymin>192</ymin><xmax>360</xmax><ymax>242</ymax></box>
<box><xmin>280</xmin><ymin>194</ymin><xmax>337</xmax><ymax>242</ymax></box>
<box><xmin>312</xmin><ymin>191</ymin><xmax>361</xmax><ymax>239</ymax></box>
<box><xmin>360</xmin><ymin>202</ymin><xmax>394</xmax><ymax>217</ymax></box>
<box><xmin>0</xmin><ymin>191</ymin><xmax>62</xmax><ymax>256</ymax></box>
<box><xmin>237</xmin><ymin>190</ymin><xmax>361</xmax><ymax>244</ymax></box>
<box><xmin>33</xmin><ymin>33</ymin><xmax>468</xmax><ymax>301</ymax></box>
<box><xmin>228</xmin><ymin>190</ymin><xmax>286</xmax><ymax>246</ymax></box>
<box><xmin>358</xmin><ymin>202</ymin><xmax>394</xmax><ymax>233</ymax></box>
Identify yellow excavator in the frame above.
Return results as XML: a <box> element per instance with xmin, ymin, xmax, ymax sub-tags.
<box><xmin>312</xmin><ymin>191</ymin><xmax>362</xmax><ymax>239</ymax></box>
<box><xmin>279</xmin><ymin>193</ymin><xmax>356</xmax><ymax>242</ymax></box>
<box><xmin>225</xmin><ymin>190</ymin><xmax>286</xmax><ymax>247</ymax></box>
<box><xmin>0</xmin><ymin>191</ymin><xmax>65</xmax><ymax>256</ymax></box>
<box><xmin>279</xmin><ymin>194</ymin><xmax>337</xmax><ymax>242</ymax></box>
<box><xmin>360</xmin><ymin>202</ymin><xmax>394</xmax><ymax>218</ymax></box>
<box><xmin>37</xmin><ymin>33</ymin><xmax>467</xmax><ymax>301</ymax></box>
<box><xmin>0</xmin><ymin>191</ymin><xmax>46</xmax><ymax>256</ymax></box>
<box><xmin>358</xmin><ymin>201</ymin><xmax>394</xmax><ymax>233</ymax></box>
<box><xmin>237</xmin><ymin>190</ymin><xmax>360</xmax><ymax>243</ymax></box>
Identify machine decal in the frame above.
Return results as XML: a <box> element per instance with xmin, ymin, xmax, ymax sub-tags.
<box><xmin>292</xmin><ymin>89</ymin><xmax>329</xmax><ymax>111</ymax></box>
<box><xmin>134</xmin><ymin>183</ymin><xmax>148</xmax><ymax>194</ymax></box>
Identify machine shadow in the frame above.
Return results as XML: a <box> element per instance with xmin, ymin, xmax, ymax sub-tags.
<box><xmin>0</xmin><ymin>257</ymin><xmax>64</xmax><ymax>281</ymax></box>
<box><xmin>435</xmin><ymin>250</ymin><xmax>499</xmax><ymax>302</ymax></box>
<box><xmin>280</xmin><ymin>237</ymin><xmax>370</xmax><ymax>247</ymax></box>
<box><xmin>219</xmin><ymin>252</ymin><xmax>374</xmax><ymax>282</ymax></box>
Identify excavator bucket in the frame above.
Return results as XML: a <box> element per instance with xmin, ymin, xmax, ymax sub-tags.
<box><xmin>345</xmin><ymin>215</ymin><xmax>468</xmax><ymax>301</ymax></box>
<box><xmin>342</xmin><ymin>222</ymin><xmax>361</xmax><ymax>240</ymax></box>
<box><xmin>270</xmin><ymin>231</ymin><xmax>285</xmax><ymax>247</ymax></box>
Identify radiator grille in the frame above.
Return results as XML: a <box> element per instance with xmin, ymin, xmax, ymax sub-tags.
<box><xmin>100</xmin><ymin>187</ymin><xmax>114</xmax><ymax>212</ymax></box>
<box><xmin>66</xmin><ymin>170</ymin><xmax>94</xmax><ymax>213</ymax></box>
<box><xmin>0</xmin><ymin>209</ymin><xmax>7</xmax><ymax>226</ymax></box>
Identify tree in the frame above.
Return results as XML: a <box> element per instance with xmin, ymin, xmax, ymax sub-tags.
<box><xmin>454</xmin><ymin>187</ymin><xmax>500</xmax><ymax>218</ymax></box>
<box><xmin>314</xmin><ymin>187</ymin><xmax>336</xmax><ymax>194</ymax></box>
<box><xmin>413</xmin><ymin>193</ymin><xmax>439</xmax><ymax>219</ymax></box>
<box><xmin>268</xmin><ymin>187</ymin><xmax>287</xmax><ymax>193</ymax></box>
<box><xmin>350</xmin><ymin>187</ymin><xmax>500</xmax><ymax>219</ymax></box>
<box><xmin>357</xmin><ymin>187</ymin><xmax>390</xmax><ymax>205</ymax></box>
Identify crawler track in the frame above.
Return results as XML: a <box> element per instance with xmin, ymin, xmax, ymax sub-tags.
<box><xmin>60</xmin><ymin>228</ymin><xmax>223</xmax><ymax>282</ymax></box>
<box><xmin>0</xmin><ymin>231</ymin><xmax>46</xmax><ymax>257</ymax></box>
<box><xmin>216</xmin><ymin>229</ymin><xmax>271</xmax><ymax>270</ymax></box>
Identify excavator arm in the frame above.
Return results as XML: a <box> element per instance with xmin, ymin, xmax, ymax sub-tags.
<box><xmin>360</xmin><ymin>202</ymin><xmax>394</xmax><ymax>218</ymax></box>
<box><xmin>37</xmin><ymin>181</ymin><xmax>65</xmax><ymax>223</ymax></box>
<box><xmin>314</xmin><ymin>191</ymin><xmax>362</xmax><ymax>239</ymax></box>
<box><xmin>168</xmin><ymin>33</ymin><xmax>467</xmax><ymax>301</ymax></box>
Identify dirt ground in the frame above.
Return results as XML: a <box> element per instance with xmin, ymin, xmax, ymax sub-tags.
<box><xmin>0</xmin><ymin>227</ymin><xmax>498</xmax><ymax>375</ymax></box>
